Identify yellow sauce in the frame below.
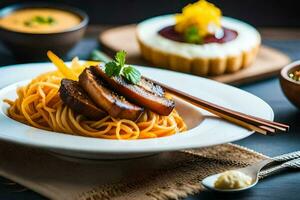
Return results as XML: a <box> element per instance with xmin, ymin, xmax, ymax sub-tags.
<box><xmin>0</xmin><ymin>8</ymin><xmax>81</xmax><ymax>33</ymax></box>
<box><xmin>214</xmin><ymin>170</ymin><xmax>252</xmax><ymax>189</ymax></box>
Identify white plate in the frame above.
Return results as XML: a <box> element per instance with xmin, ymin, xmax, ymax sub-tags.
<box><xmin>0</xmin><ymin>63</ymin><xmax>273</xmax><ymax>160</ymax></box>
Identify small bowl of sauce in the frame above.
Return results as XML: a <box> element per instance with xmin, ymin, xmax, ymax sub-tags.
<box><xmin>0</xmin><ymin>3</ymin><xmax>88</xmax><ymax>61</ymax></box>
<box><xmin>280</xmin><ymin>60</ymin><xmax>300</xmax><ymax>109</ymax></box>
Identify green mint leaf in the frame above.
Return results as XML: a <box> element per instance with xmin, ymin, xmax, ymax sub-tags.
<box><xmin>123</xmin><ymin>66</ymin><xmax>141</xmax><ymax>84</ymax></box>
<box><xmin>103</xmin><ymin>50</ymin><xmax>141</xmax><ymax>84</ymax></box>
<box><xmin>184</xmin><ymin>26</ymin><xmax>202</xmax><ymax>44</ymax></box>
<box><xmin>105</xmin><ymin>61</ymin><xmax>122</xmax><ymax>77</ymax></box>
<box><xmin>115</xmin><ymin>50</ymin><xmax>126</xmax><ymax>67</ymax></box>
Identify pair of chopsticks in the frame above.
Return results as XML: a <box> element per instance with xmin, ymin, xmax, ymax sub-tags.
<box><xmin>148</xmin><ymin>78</ymin><xmax>289</xmax><ymax>135</ymax></box>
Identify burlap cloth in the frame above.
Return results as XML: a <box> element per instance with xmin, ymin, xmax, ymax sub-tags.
<box><xmin>0</xmin><ymin>141</ymin><xmax>267</xmax><ymax>200</ymax></box>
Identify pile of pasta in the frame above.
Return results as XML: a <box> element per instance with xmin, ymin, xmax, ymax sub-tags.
<box><xmin>4</xmin><ymin>52</ymin><xmax>187</xmax><ymax>140</ymax></box>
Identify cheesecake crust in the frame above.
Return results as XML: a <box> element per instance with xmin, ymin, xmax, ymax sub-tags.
<box><xmin>137</xmin><ymin>37</ymin><xmax>260</xmax><ymax>76</ymax></box>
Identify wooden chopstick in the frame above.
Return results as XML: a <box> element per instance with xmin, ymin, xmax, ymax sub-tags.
<box><xmin>146</xmin><ymin>77</ymin><xmax>289</xmax><ymax>134</ymax></box>
<box><xmin>193</xmin><ymin>101</ymin><xmax>270</xmax><ymax>135</ymax></box>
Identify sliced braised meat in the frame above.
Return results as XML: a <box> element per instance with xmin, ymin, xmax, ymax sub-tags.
<box><xmin>59</xmin><ymin>79</ymin><xmax>106</xmax><ymax>120</ymax></box>
<box><xmin>91</xmin><ymin>65</ymin><xmax>175</xmax><ymax>116</ymax></box>
<box><xmin>78</xmin><ymin>68</ymin><xmax>144</xmax><ymax>121</ymax></box>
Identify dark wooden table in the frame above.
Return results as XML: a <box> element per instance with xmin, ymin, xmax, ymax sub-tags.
<box><xmin>0</xmin><ymin>27</ymin><xmax>300</xmax><ymax>200</ymax></box>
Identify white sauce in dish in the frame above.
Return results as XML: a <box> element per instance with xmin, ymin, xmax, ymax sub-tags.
<box><xmin>214</xmin><ymin>170</ymin><xmax>253</xmax><ymax>189</ymax></box>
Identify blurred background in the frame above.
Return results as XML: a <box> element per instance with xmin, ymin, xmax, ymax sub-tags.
<box><xmin>0</xmin><ymin>0</ymin><xmax>299</xmax><ymax>27</ymax></box>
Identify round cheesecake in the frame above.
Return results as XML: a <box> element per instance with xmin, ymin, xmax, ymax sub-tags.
<box><xmin>137</xmin><ymin>15</ymin><xmax>261</xmax><ymax>76</ymax></box>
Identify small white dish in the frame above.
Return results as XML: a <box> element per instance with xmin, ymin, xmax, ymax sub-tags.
<box><xmin>0</xmin><ymin>62</ymin><xmax>274</xmax><ymax>160</ymax></box>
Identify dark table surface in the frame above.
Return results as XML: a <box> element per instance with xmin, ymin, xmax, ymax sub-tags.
<box><xmin>0</xmin><ymin>35</ymin><xmax>300</xmax><ymax>200</ymax></box>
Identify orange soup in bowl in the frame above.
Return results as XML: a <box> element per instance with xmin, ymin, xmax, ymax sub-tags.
<box><xmin>0</xmin><ymin>8</ymin><xmax>81</xmax><ymax>34</ymax></box>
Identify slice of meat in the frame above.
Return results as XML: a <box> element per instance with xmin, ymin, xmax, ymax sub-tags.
<box><xmin>78</xmin><ymin>68</ymin><xmax>144</xmax><ymax>121</ymax></box>
<box><xmin>91</xmin><ymin>65</ymin><xmax>175</xmax><ymax>116</ymax></box>
<box><xmin>59</xmin><ymin>79</ymin><xmax>106</xmax><ymax>120</ymax></box>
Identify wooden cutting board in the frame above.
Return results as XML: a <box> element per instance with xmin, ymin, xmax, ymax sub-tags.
<box><xmin>99</xmin><ymin>25</ymin><xmax>291</xmax><ymax>85</ymax></box>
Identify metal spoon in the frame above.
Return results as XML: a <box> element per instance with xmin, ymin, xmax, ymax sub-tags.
<box><xmin>259</xmin><ymin>157</ymin><xmax>300</xmax><ymax>179</ymax></box>
<box><xmin>201</xmin><ymin>151</ymin><xmax>300</xmax><ymax>192</ymax></box>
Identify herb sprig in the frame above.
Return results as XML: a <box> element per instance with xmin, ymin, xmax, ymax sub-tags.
<box><xmin>184</xmin><ymin>26</ymin><xmax>202</xmax><ymax>44</ymax></box>
<box><xmin>24</xmin><ymin>16</ymin><xmax>56</xmax><ymax>27</ymax></box>
<box><xmin>104</xmin><ymin>51</ymin><xmax>141</xmax><ymax>84</ymax></box>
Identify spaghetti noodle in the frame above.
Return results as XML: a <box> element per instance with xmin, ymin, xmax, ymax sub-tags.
<box><xmin>4</xmin><ymin>54</ymin><xmax>186</xmax><ymax>140</ymax></box>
